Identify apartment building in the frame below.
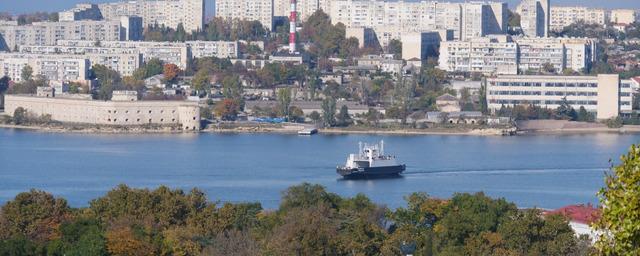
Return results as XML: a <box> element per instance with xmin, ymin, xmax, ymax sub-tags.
<box><xmin>329</xmin><ymin>0</ymin><xmax>507</xmax><ymax>46</ymax></box>
<box><xmin>18</xmin><ymin>45</ymin><xmax>143</xmax><ymax>76</ymax></box>
<box><xmin>438</xmin><ymin>36</ymin><xmax>596</xmax><ymax>74</ymax></box>
<box><xmin>58</xmin><ymin>4</ymin><xmax>103</xmax><ymax>21</ymax></box>
<box><xmin>55</xmin><ymin>40</ymin><xmax>238</xmax><ymax>70</ymax></box>
<box><xmin>215</xmin><ymin>0</ymin><xmax>275</xmax><ymax>31</ymax></box>
<box><xmin>515</xmin><ymin>37</ymin><xmax>597</xmax><ymax>73</ymax></box>
<box><xmin>0</xmin><ymin>19</ymin><xmax>140</xmax><ymax>51</ymax></box>
<box><xmin>517</xmin><ymin>0</ymin><xmax>550</xmax><ymax>37</ymax></box>
<box><xmin>273</xmin><ymin>0</ymin><xmax>331</xmax><ymax>21</ymax></box>
<box><xmin>438</xmin><ymin>36</ymin><xmax>519</xmax><ymax>75</ymax></box>
<box><xmin>550</xmin><ymin>7</ymin><xmax>607</xmax><ymax>31</ymax></box>
<box><xmin>487</xmin><ymin>74</ymin><xmax>632</xmax><ymax>119</ymax></box>
<box><xmin>97</xmin><ymin>0</ymin><xmax>205</xmax><ymax>32</ymax></box>
<box><xmin>610</xmin><ymin>9</ymin><xmax>637</xmax><ymax>25</ymax></box>
<box><xmin>0</xmin><ymin>53</ymin><xmax>90</xmax><ymax>82</ymax></box>
<box><xmin>401</xmin><ymin>31</ymin><xmax>453</xmax><ymax>60</ymax></box>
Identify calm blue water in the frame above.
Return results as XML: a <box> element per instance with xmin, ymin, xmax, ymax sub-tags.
<box><xmin>0</xmin><ymin>129</ymin><xmax>637</xmax><ymax>210</ymax></box>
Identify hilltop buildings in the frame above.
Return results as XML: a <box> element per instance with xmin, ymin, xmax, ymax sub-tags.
<box><xmin>329</xmin><ymin>0</ymin><xmax>507</xmax><ymax>46</ymax></box>
<box><xmin>0</xmin><ymin>19</ymin><xmax>141</xmax><ymax>51</ymax></box>
<box><xmin>96</xmin><ymin>0</ymin><xmax>205</xmax><ymax>32</ymax></box>
<box><xmin>549</xmin><ymin>7</ymin><xmax>608</xmax><ymax>32</ymax></box>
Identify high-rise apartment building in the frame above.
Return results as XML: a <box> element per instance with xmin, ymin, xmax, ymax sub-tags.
<box><xmin>215</xmin><ymin>0</ymin><xmax>275</xmax><ymax>31</ymax></box>
<box><xmin>329</xmin><ymin>0</ymin><xmax>507</xmax><ymax>47</ymax></box>
<box><xmin>438</xmin><ymin>35</ymin><xmax>596</xmax><ymax>75</ymax></box>
<box><xmin>0</xmin><ymin>20</ymin><xmax>135</xmax><ymax>51</ymax></box>
<box><xmin>273</xmin><ymin>0</ymin><xmax>331</xmax><ymax>21</ymax></box>
<box><xmin>610</xmin><ymin>9</ymin><xmax>637</xmax><ymax>25</ymax></box>
<box><xmin>58</xmin><ymin>4</ymin><xmax>103</xmax><ymax>21</ymax></box>
<box><xmin>517</xmin><ymin>0</ymin><xmax>550</xmax><ymax>37</ymax></box>
<box><xmin>98</xmin><ymin>0</ymin><xmax>205</xmax><ymax>32</ymax></box>
<box><xmin>549</xmin><ymin>7</ymin><xmax>607</xmax><ymax>31</ymax></box>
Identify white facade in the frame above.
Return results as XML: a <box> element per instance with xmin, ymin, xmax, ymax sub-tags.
<box><xmin>274</xmin><ymin>0</ymin><xmax>331</xmax><ymax>21</ymax></box>
<box><xmin>610</xmin><ymin>9</ymin><xmax>637</xmax><ymax>25</ymax></box>
<box><xmin>550</xmin><ymin>7</ymin><xmax>607</xmax><ymax>32</ymax></box>
<box><xmin>329</xmin><ymin>0</ymin><xmax>507</xmax><ymax>44</ymax></box>
<box><xmin>98</xmin><ymin>0</ymin><xmax>205</xmax><ymax>32</ymax></box>
<box><xmin>0</xmin><ymin>53</ymin><xmax>90</xmax><ymax>82</ymax></box>
<box><xmin>0</xmin><ymin>20</ymin><xmax>127</xmax><ymax>51</ymax></box>
<box><xmin>18</xmin><ymin>45</ymin><xmax>143</xmax><ymax>76</ymax></box>
<box><xmin>487</xmin><ymin>74</ymin><xmax>632</xmax><ymax>119</ymax></box>
<box><xmin>518</xmin><ymin>0</ymin><xmax>550</xmax><ymax>37</ymax></box>
<box><xmin>439</xmin><ymin>36</ymin><xmax>596</xmax><ymax>74</ymax></box>
<box><xmin>215</xmin><ymin>0</ymin><xmax>275</xmax><ymax>30</ymax></box>
<box><xmin>438</xmin><ymin>36</ymin><xmax>519</xmax><ymax>74</ymax></box>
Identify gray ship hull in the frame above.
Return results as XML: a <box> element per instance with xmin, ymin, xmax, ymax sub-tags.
<box><xmin>337</xmin><ymin>164</ymin><xmax>406</xmax><ymax>179</ymax></box>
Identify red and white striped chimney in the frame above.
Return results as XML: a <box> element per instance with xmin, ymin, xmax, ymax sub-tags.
<box><xmin>289</xmin><ymin>0</ymin><xmax>297</xmax><ymax>54</ymax></box>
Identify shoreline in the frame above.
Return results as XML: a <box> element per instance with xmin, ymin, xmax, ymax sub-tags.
<box><xmin>4</xmin><ymin>122</ymin><xmax>640</xmax><ymax>136</ymax></box>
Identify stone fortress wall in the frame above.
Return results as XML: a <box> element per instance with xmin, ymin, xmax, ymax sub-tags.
<box><xmin>4</xmin><ymin>95</ymin><xmax>201</xmax><ymax>131</ymax></box>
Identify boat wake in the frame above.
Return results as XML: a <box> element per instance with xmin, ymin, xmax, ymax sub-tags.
<box><xmin>403</xmin><ymin>167</ymin><xmax>608</xmax><ymax>176</ymax></box>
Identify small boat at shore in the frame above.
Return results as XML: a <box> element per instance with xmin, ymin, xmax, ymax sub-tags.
<box><xmin>298</xmin><ymin>128</ymin><xmax>318</xmax><ymax>135</ymax></box>
<box><xmin>337</xmin><ymin>141</ymin><xmax>405</xmax><ymax>179</ymax></box>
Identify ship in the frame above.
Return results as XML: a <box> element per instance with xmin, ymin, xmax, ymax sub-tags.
<box><xmin>337</xmin><ymin>141</ymin><xmax>406</xmax><ymax>179</ymax></box>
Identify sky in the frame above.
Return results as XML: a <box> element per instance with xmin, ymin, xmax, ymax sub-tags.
<box><xmin>0</xmin><ymin>0</ymin><xmax>639</xmax><ymax>15</ymax></box>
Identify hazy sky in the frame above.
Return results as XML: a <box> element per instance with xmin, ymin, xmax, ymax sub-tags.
<box><xmin>0</xmin><ymin>0</ymin><xmax>639</xmax><ymax>15</ymax></box>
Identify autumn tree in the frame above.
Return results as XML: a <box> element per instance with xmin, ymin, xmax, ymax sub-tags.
<box><xmin>594</xmin><ymin>145</ymin><xmax>640</xmax><ymax>255</ymax></box>
<box><xmin>163</xmin><ymin>63</ymin><xmax>181</xmax><ymax>84</ymax></box>
<box><xmin>214</xmin><ymin>98</ymin><xmax>240</xmax><ymax>121</ymax></box>
<box><xmin>0</xmin><ymin>190</ymin><xmax>71</xmax><ymax>243</ymax></box>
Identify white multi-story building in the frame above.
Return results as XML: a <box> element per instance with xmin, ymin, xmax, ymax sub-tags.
<box><xmin>517</xmin><ymin>0</ymin><xmax>550</xmax><ymax>37</ymax></box>
<box><xmin>487</xmin><ymin>74</ymin><xmax>632</xmax><ymax>119</ymax></box>
<box><xmin>401</xmin><ymin>31</ymin><xmax>453</xmax><ymax>60</ymax></box>
<box><xmin>97</xmin><ymin>0</ymin><xmax>205</xmax><ymax>32</ymax></box>
<box><xmin>215</xmin><ymin>0</ymin><xmax>275</xmax><ymax>30</ymax></box>
<box><xmin>58</xmin><ymin>4</ymin><xmax>103</xmax><ymax>21</ymax></box>
<box><xmin>55</xmin><ymin>40</ymin><xmax>238</xmax><ymax>70</ymax></box>
<box><xmin>550</xmin><ymin>7</ymin><xmax>607</xmax><ymax>32</ymax></box>
<box><xmin>0</xmin><ymin>19</ymin><xmax>140</xmax><ymax>51</ymax></box>
<box><xmin>0</xmin><ymin>53</ymin><xmax>90</xmax><ymax>82</ymax></box>
<box><xmin>515</xmin><ymin>37</ymin><xmax>597</xmax><ymax>73</ymax></box>
<box><xmin>438</xmin><ymin>36</ymin><xmax>519</xmax><ymax>74</ymax></box>
<box><xmin>274</xmin><ymin>0</ymin><xmax>331</xmax><ymax>21</ymax></box>
<box><xmin>17</xmin><ymin>45</ymin><xmax>143</xmax><ymax>76</ymax></box>
<box><xmin>439</xmin><ymin>36</ymin><xmax>597</xmax><ymax>74</ymax></box>
<box><xmin>329</xmin><ymin>0</ymin><xmax>507</xmax><ymax>46</ymax></box>
<box><xmin>610</xmin><ymin>9</ymin><xmax>637</xmax><ymax>25</ymax></box>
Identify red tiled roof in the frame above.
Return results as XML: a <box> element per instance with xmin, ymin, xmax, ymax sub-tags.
<box><xmin>631</xmin><ymin>76</ymin><xmax>640</xmax><ymax>84</ymax></box>
<box><xmin>544</xmin><ymin>204</ymin><xmax>601</xmax><ymax>224</ymax></box>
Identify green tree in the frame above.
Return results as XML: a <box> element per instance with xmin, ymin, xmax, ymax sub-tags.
<box><xmin>336</xmin><ymin>105</ymin><xmax>351</xmax><ymax>127</ymax></box>
<box><xmin>91</xmin><ymin>65</ymin><xmax>122</xmax><ymax>100</ymax></box>
<box><xmin>192</xmin><ymin>69</ymin><xmax>210</xmax><ymax>94</ymax></box>
<box><xmin>577</xmin><ymin>106</ymin><xmax>592</xmax><ymax>122</ymax></box>
<box><xmin>222</xmin><ymin>75</ymin><xmax>244</xmax><ymax>104</ymax></box>
<box><xmin>0</xmin><ymin>76</ymin><xmax>9</xmax><ymax>108</ymax></box>
<box><xmin>277</xmin><ymin>88</ymin><xmax>292</xmax><ymax>118</ymax></box>
<box><xmin>321</xmin><ymin>97</ymin><xmax>337</xmax><ymax>127</ymax></box>
<box><xmin>20</xmin><ymin>65</ymin><xmax>33</xmax><ymax>81</ymax></box>
<box><xmin>595</xmin><ymin>145</ymin><xmax>640</xmax><ymax>255</ymax></box>
<box><xmin>387</xmin><ymin>39</ymin><xmax>402</xmax><ymax>59</ymax></box>
<box><xmin>175</xmin><ymin>23</ymin><xmax>187</xmax><ymax>42</ymax></box>
<box><xmin>12</xmin><ymin>107</ymin><xmax>27</xmax><ymax>125</ymax></box>
<box><xmin>309</xmin><ymin>111</ymin><xmax>321</xmax><ymax>124</ymax></box>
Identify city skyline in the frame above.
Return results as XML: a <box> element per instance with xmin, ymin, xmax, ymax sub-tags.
<box><xmin>0</xmin><ymin>0</ymin><xmax>639</xmax><ymax>15</ymax></box>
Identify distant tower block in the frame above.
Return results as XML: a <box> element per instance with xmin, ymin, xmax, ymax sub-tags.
<box><xmin>289</xmin><ymin>0</ymin><xmax>297</xmax><ymax>54</ymax></box>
